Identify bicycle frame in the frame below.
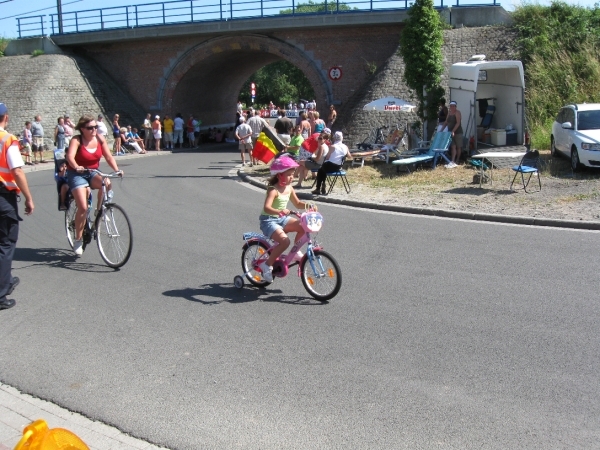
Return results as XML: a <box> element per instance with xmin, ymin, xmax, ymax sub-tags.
<box><xmin>242</xmin><ymin>211</ymin><xmax>324</xmax><ymax>279</ymax></box>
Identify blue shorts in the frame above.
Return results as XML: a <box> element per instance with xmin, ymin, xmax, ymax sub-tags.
<box><xmin>67</xmin><ymin>169</ymin><xmax>97</xmax><ymax>191</ymax></box>
<box><xmin>259</xmin><ymin>214</ymin><xmax>291</xmax><ymax>238</ymax></box>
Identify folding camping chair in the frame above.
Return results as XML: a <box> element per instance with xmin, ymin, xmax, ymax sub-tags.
<box><xmin>510</xmin><ymin>150</ymin><xmax>541</xmax><ymax>193</ymax></box>
<box><xmin>480</xmin><ymin>105</ymin><xmax>496</xmax><ymax>129</ymax></box>
<box><xmin>310</xmin><ymin>157</ymin><xmax>351</xmax><ymax>195</ymax></box>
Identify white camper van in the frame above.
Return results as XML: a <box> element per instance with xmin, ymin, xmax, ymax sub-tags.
<box><xmin>448</xmin><ymin>56</ymin><xmax>525</xmax><ymax>152</ymax></box>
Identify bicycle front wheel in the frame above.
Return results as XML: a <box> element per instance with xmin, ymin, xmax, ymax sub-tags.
<box><xmin>300</xmin><ymin>249</ymin><xmax>341</xmax><ymax>301</ymax></box>
<box><xmin>96</xmin><ymin>204</ymin><xmax>133</xmax><ymax>268</ymax></box>
<box><xmin>65</xmin><ymin>200</ymin><xmax>77</xmax><ymax>249</ymax></box>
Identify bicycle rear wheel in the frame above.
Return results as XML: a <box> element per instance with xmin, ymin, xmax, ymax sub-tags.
<box><xmin>241</xmin><ymin>241</ymin><xmax>271</xmax><ymax>287</ymax></box>
<box><xmin>65</xmin><ymin>200</ymin><xmax>77</xmax><ymax>249</ymax></box>
<box><xmin>300</xmin><ymin>249</ymin><xmax>341</xmax><ymax>301</ymax></box>
<box><xmin>96</xmin><ymin>204</ymin><xmax>133</xmax><ymax>268</ymax></box>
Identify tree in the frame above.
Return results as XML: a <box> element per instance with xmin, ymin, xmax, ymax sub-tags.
<box><xmin>239</xmin><ymin>61</ymin><xmax>315</xmax><ymax>108</ymax></box>
<box><xmin>399</xmin><ymin>0</ymin><xmax>444</xmax><ymax>134</ymax></box>
<box><xmin>280</xmin><ymin>1</ymin><xmax>355</xmax><ymax>14</ymax></box>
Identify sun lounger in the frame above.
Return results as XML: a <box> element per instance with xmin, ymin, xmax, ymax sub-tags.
<box><xmin>391</xmin><ymin>131</ymin><xmax>453</xmax><ymax>173</ymax></box>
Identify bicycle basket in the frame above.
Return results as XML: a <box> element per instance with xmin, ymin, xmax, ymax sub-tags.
<box><xmin>301</xmin><ymin>212</ymin><xmax>323</xmax><ymax>233</ymax></box>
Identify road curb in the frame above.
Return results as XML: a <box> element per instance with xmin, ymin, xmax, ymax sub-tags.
<box><xmin>237</xmin><ymin>169</ymin><xmax>600</xmax><ymax>231</ymax></box>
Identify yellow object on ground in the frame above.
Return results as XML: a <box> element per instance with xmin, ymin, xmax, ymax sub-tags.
<box><xmin>14</xmin><ymin>419</ymin><xmax>89</xmax><ymax>450</ymax></box>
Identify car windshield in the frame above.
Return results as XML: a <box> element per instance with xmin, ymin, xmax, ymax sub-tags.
<box><xmin>577</xmin><ymin>110</ymin><xmax>600</xmax><ymax>131</ymax></box>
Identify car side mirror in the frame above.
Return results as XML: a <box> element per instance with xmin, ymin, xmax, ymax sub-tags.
<box><xmin>561</xmin><ymin>122</ymin><xmax>573</xmax><ymax>129</ymax></box>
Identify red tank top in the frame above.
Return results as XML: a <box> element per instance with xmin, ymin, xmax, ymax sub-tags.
<box><xmin>68</xmin><ymin>138</ymin><xmax>102</xmax><ymax>170</ymax></box>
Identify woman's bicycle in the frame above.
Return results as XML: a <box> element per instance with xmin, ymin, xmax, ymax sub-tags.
<box><xmin>234</xmin><ymin>207</ymin><xmax>342</xmax><ymax>301</ymax></box>
<box><xmin>65</xmin><ymin>169</ymin><xmax>133</xmax><ymax>268</ymax></box>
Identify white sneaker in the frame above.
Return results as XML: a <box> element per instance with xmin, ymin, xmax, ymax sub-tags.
<box><xmin>259</xmin><ymin>261</ymin><xmax>273</xmax><ymax>282</ymax></box>
<box><xmin>293</xmin><ymin>251</ymin><xmax>304</xmax><ymax>262</ymax></box>
<box><xmin>73</xmin><ymin>240</ymin><xmax>83</xmax><ymax>256</ymax></box>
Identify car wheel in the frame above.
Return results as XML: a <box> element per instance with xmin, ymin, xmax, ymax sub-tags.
<box><xmin>550</xmin><ymin>136</ymin><xmax>558</xmax><ymax>157</ymax></box>
<box><xmin>571</xmin><ymin>146</ymin><xmax>583</xmax><ymax>172</ymax></box>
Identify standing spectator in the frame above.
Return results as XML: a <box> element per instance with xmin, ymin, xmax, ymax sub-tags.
<box><xmin>308</xmin><ymin>110</ymin><xmax>316</xmax><ymax>135</ymax></box>
<box><xmin>112</xmin><ymin>114</ymin><xmax>122</xmax><ymax>155</ymax></box>
<box><xmin>152</xmin><ymin>115</ymin><xmax>162</xmax><ymax>152</ymax></box>
<box><xmin>327</xmin><ymin>105</ymin><xmax>337</xmax><ymax>128</ymax></box>
<box><xmin>143</xmin><ymin>113</ymin><xmax>153</xmax><ymax>150</ymax></box>
<box><xmin>235</xmin><ymin>117</ymin><xmax>253</xmax><ymax>166</ymax></box>
<box><xmin>299</xmin><ymin>112</ymin><xmax>311</xmax><ymax>139</ymax></box>
<box><xmin>54</xmin><ymin>117</ymin><xmax>66</xmax><ymax>151</ymax></box>
<box><xmin>193</xmin><ymin>116</ymin><xmax>201</xmax><ymax>147</ymax></box>
<box><xmin>173</xmin><ymin>113</ymin><xmax>185</xmax><ymax>148</ymax></box>
<box><xmin>440</xmin><ymin>100</ymin><xmax>463</xmax><ymax>167</ymax></box>
<box><xmin>274</xmin><ymin>109</ymin><xmax>294</xmax><ymax>145</ymax></box>
<box><xmin>96</xmin><ymin>114</ymin><xmax>108</xmax><ymax>138</ymax></box>
<box><xmin>63</xmin><ymin>114</ymin><xmax>75</xmax><ymax>146</ymax></box>
<box><xmin>247</xmin><ymin>110</ymin><xmax>268</xmax><ymax>165</ymax></box>
<box><xmin>31</xmin><ymin>115</ymin><xmax>44</xmax><ymax>164</ymax></box>
<box><xmin>163</xmin><ymin>114</ymin><xmax>174</xmax><ymax>150</ymax></box>
<box><xmin>186</xmin><ymin>115</ymin><xmax>196</xmax><ymax>148</ymax></box>
<box><xmin>313</xmin><ymin>111</ymin><xmax>326</xmax><ymax>134</ymax></box>
<box><xmin>0</xmin><ymin>103</ymin><xmax>35</xmax><ymax>310</ymax></box>
<box><xmin>21</xmin><ymin>121</ymin><xmax>33</xmax><ymax>165</ymax></box>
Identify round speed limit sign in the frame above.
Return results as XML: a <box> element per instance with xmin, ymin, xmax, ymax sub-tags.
<box><xmin>328</xmin><ymin>66</ymin><xmax>342</xmax><ymax>81</ymax></box>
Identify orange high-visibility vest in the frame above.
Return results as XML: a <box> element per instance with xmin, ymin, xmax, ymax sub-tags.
<box><xmin>0</xmin><ymin>130</ymin><xmax>21</xmax><ymax>193</ymax></box>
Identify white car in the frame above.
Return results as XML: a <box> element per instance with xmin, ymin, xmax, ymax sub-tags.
<box><xmin>551</xmin><ymin>103</ymin><xmax>600</xmax><ymax>171</ymax></box>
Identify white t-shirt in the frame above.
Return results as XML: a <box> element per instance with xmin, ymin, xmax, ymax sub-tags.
<box><xmin>236</xmin><ymin>124</ymin><xmax>252</xmax><ymax>143</ymax></box>
<box><xmin>174</xmin><ymin>117</ymin><xmax>185</xmax><ymax>130</ymax></box>
<box><xmin>327</xmin><ymin>142</ymin><xmax>350</xmax><ymax>165</ymax></box>
<box><xmin>97</xmin><ymin>121</ymin><xmax>108</xmax><ymax>136</ymax></box>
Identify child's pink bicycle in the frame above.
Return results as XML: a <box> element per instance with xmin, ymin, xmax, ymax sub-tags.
<box><xmin>234</xmin><ymin>207</ymin><xmax>342</xmax><ymax>301</ymax></box>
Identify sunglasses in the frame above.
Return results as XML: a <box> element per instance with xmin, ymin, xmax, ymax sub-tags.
<box><xmin>85</xmin><ymin>125</ymin><xmax>98</xmax><ymax>130</ymax></box>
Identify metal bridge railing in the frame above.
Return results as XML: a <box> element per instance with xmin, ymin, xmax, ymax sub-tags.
<box><xmin>16</xmin><ymin>0</ymin><xmax>499</xmax><ymax>38</ymax></box>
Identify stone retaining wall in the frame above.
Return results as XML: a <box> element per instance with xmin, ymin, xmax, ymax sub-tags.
<box><xmin>0</xmin><ymin>53</ymin><xmax>145</xmax><ymax>147</ymax></box>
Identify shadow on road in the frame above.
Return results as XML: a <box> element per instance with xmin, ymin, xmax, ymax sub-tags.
<box><xmin>14</xmin><ymin>247</ymin><xmax>116</xmax><ymax>273</ymax></box>
<box><xmin>163</xmin><ymin>283</ymin><xmax>328</xmax><ymax>305</ymax></box>
<box><xmin>443</xmin><ymin>187</ymin><xmax>516</xmax><ymax>196</ymax></box>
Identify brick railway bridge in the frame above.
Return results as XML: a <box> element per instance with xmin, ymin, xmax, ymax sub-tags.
<box><xmin>9</xmin><ymin>6</ymin><xmax>511</xmax><ymax>128</ymax></box>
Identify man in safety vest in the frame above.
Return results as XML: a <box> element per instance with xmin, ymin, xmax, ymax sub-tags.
<box><xmin>0</xmin><ymin>103</ymin><xmax>34</xmax><ymax>310</ymax></box>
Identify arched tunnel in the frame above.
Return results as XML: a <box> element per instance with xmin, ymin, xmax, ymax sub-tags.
<box><xmin>161</xmin><ymin>35</ymin><xmax>331</xmax><ymax>126</ymax></box>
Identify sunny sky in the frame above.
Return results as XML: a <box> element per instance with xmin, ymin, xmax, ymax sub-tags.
<box><xmin>1</xmin><ymin>0</ymin><xmax>599</xmax><ymax>39</ymax></box>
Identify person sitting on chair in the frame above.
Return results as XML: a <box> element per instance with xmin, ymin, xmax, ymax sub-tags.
<box><xmin>313</xmin><ymin>131</ymin><xmax>350</xmax><ymax>195</ymax></box>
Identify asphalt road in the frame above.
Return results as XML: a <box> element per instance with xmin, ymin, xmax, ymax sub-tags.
<box><xmin>2</xmin><ymin>147</ymin><xmax>600</xmax><ymax>449</ymax></box>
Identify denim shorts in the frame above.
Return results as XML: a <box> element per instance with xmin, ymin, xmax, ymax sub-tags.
<box><xmin>259</xmin><ymin>214</ymin><xmax>291</xmax><ymax>238</ymax></box>
<box><xmin>67</xmin><ymin>169</ymin><xmax>97</xmax><ymax>191</ymax></box>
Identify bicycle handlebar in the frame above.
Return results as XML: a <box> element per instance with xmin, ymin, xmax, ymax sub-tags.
<box><xmin>81</xmin><ymin>169</ymin><xmax>123</xmax><ymax>178</ymax></box>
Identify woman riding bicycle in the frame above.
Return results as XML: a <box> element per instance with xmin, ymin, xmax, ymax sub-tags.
<box><xmin>259</xmin><ymin>155</ymin><xmax>313</xmax><ymax>282</ymax></box>
<box><xmin>65</xmin><ymin>115</ymin><xmax>122</xmax><ymax>256</ymax></box>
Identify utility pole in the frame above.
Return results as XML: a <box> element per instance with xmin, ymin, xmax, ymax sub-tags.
<box><xmin>57</xmin><ymin>0</ymin><xmax>63</xmax><ymax>34</ymax></box>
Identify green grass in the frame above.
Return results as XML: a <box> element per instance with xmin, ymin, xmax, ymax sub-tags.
<box><xmin>0</xmin><ymin>37</ymin><xmax>9</xmax><ymax>57</ymax></box>
<box><xmin>513</xmin><ymin>2</ymin><xmax>600</xmax><ymax>149</ymax></box>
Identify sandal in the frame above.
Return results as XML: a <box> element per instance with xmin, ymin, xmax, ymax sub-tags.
<box><xmin>59</xmin><ymin>203</ymin><xmax>67</xmax><ymax>211</ymax></box>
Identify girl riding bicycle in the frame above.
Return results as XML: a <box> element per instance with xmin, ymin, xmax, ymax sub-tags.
<box><xmin>259</xmin><ymin>155</ymin><xmax>314</xmax><ymax>282</ymax></box>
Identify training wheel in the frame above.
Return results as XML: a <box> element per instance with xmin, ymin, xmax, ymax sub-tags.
<box><xmin>234</xmin><ymin>275</ymin><xmax>244</xmax><ymax>289</ymax></box>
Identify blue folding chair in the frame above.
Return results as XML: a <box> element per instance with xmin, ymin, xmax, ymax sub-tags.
<box><xmin>510</xmin><ymin>150</ymin><xmax>541</xmax><ymax>193</ymax></box>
